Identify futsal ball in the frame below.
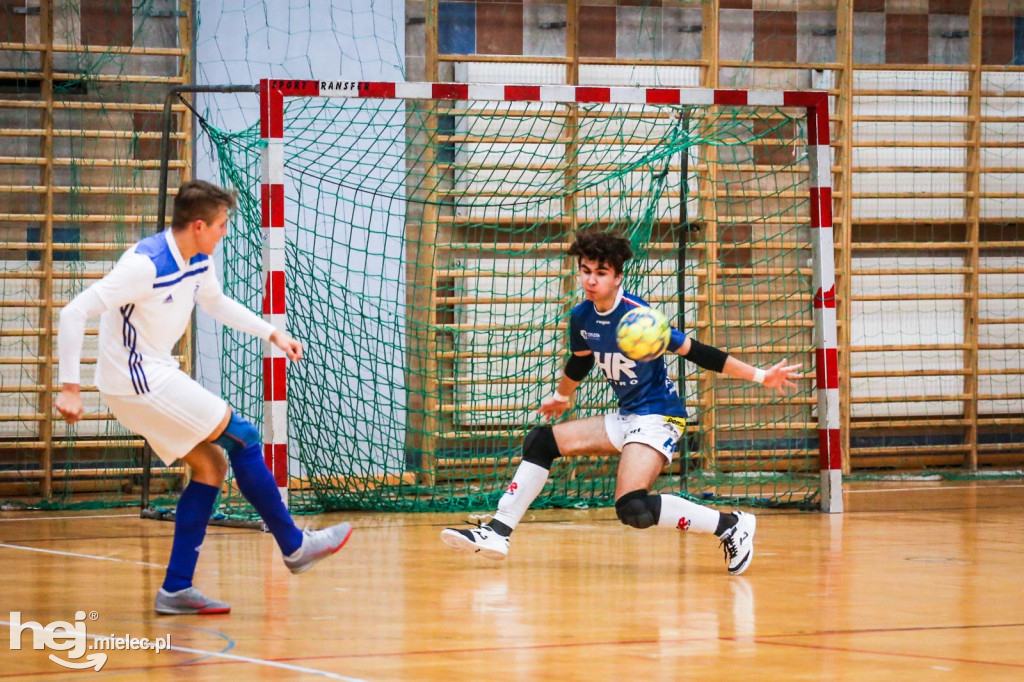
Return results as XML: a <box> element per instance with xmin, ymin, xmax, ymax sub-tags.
<box><xmin>616</xmin><ymin>307</ymin><xmax>671</xmax><ymax>362</ymax></box>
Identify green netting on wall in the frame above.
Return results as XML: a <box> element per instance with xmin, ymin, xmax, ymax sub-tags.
<box><xmin>0</xmin><ymin>0</ymin><xmax>191</xmax><ymax>510</ymax></box>
<box><xmin>201</xmin><ymin>95</ymin><xmax>820</xmax><ymax>513</ymax></box>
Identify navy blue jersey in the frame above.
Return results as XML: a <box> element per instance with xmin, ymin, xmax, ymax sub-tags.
<box><xmin>568</xmin><ymin>289</ymin><xmax>688</xmax><ymax>417</ymax></box>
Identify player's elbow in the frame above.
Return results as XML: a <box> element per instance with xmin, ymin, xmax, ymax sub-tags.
<box><xmin>58</xmin><ymin>298</ymin><xmax>82</xmax><ymax>326</ymax></box>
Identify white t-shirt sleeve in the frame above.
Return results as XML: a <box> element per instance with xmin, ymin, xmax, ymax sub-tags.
<box><xmin>196</xmin><ymin>262</ymin><xmax>275</xmax><ymax>341</ymax></box>
<box><xmin>58</xmin><ymin>253</ymin><xmax>155</xmax><ymax>385</ymax></box>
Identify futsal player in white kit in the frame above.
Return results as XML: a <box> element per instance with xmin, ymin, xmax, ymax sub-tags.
<box><xmin>442</xmin><ymin>230</ymin><xmax>802</xmax><ymax>575</ymax></box>
<box><xmin>56</xmin><ymin>180</ymin><xmax>352</xmax><ymax>614</ymax></box>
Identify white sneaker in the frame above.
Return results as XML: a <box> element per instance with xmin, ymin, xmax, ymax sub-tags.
<box><xmin>154</xmin><ymin>587</ymin><xmax>230</xmax><ymax>615</ymax></box>
<box><xmin>718</xmin><ymin>511</ymin><xmax>756</xmax><ymax>575</ymax></box>
<box><xmin>283</xmin><ymin>522</ymin><xmax>353</xmax><ymax>575</ymax></box>
<box><xmin>441</xmin><ymin>525</ymin><xmax>510</xmax><ymax>560</ymax></box>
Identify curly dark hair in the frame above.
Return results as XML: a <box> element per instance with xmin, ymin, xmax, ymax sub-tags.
<box><xmin>567</xmin><ymin>230</ymin><xmax>633</xmax><ymax>275</ymax></box>
<box><xmin>172</xmin><ymin>180</ymin><xmax>237</xmax><ymax>231</ymax></box>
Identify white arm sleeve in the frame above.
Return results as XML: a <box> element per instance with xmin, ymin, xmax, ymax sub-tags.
<box><xmin>196</xmin><ymin>266</ymin><xmax>275</xmax><ymax>340</ymax></box>
<box><xmin>58</xmin><ymin>288</ymin><xmax>106</xmax><ymax>385</ymax></box>
<box><xmin>58</xmin><ymin>253</ymin><xmax>155</xmax><ymax>385</ymax></box>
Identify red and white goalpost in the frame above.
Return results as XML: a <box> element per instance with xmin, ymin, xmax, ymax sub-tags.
<box><xmin>257</xmin><ymin>78</ymin><xmax>842</xmax><ymax>513</ymax></box>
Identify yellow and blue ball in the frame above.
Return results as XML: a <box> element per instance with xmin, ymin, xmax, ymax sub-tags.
<box><xmin>616</xmin><ymin>307</ymin><xmax>671</xmax><ymax>362</ymax></box>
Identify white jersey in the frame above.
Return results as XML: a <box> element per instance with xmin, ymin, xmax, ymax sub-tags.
<box><xmin>59</xmin><ymin>229</ymin><xmax>274</xmax><ymax>396</ymax></box>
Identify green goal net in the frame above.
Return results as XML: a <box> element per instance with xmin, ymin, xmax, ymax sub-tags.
<box><xmin>201</xmin><ymin>85</ymin><xmax>825</xmax><ymax>514</ymax></box>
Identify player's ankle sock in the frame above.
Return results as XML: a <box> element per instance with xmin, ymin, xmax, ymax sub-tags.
<box><xmin>488</xmin><ymin>519</ymin><xmax>513</xmax><ymax>537</ymax></box>
<box><xmin>162</xmin><ymin>480</ymin><xmax>218</xmax><ymax>593</ymax></box>
<box><xmin>491</xmin><ymin>461</ymin><xmax>549</xmax><ymax>531</ymax></box>
<box><xmin>656</xmin><ymin>494</ymin><xmax>722</xmax><ymax>534</ymax></box>
<box><xmin>715</xmin><ymin>512</ymin><xmax>739</xmax><ymax>536</ymax></box>
<box><xmin>229</xmin><ymin>443</ymin><xmax>303</xmax><ymax>555</ymax></box>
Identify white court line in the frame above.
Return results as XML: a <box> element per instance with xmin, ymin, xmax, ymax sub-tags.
<box><xmin>0</xmin><ymin>513</ymin><xmax>138</xmax><ymax>522</ymax></box>
<box><xmin>847</xmin><ymin>484</ymin><xmax>1024</xmax><ymax>494</ymax></box>
<box><xmin>168</xmin><ymin>644</ymin><xmax>367</xmax><ymax>680</ymax></box>
<box><xmin>1</xmin><ymin>621</ymin><xmax>366</xmax><ymax>681</ymax></box>
<box><xmin>0</xmin><ymin>542</ymin><xmax>164</xmax><ymax>568</ymax></box>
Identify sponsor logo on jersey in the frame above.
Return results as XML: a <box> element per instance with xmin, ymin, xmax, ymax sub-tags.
<box><xmin>677</xmin><ymin>517</ymin><xmax>691</xmax><ymax>531</ymax></box>
<box><xmin>580</xmin><ymin>330</ymin><xmax>601</xmax><ymax>341</ymax></box>
<box><xmin>162</xmin><ymin>294</ymin><xmax>173</xmax><ymax>304</ymax></box>
<box><xmin>594</xmin><ymin>352</ymin><xmax>637</xmax><ymax>382</ymax></box>
<box><xmin>505</xmin><ymin>481</ymin><xmax>518</xmax><ymax>495</ymax></box>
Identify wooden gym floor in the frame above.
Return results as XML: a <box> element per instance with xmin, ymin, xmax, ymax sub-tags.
<box><xmin>2</xmin><ymin>480</ymin><xmax>1023</xmax><ymax>680</ymax></box>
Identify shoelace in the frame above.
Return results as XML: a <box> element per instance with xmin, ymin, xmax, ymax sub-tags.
<box><xmin>719</xmin><ymin>530</ymin><xmax>739</xmax><ymax>562</ymax></box>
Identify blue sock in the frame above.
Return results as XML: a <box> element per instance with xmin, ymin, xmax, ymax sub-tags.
<box><xmin>229</xmin><ymin>443</ymin><xmax>303</xmax><ymax>556</ymax></box>
<box><xmin>162</xmin><ymin>480</ymin><xmax>219</xmax><ymax>593</ymax></box>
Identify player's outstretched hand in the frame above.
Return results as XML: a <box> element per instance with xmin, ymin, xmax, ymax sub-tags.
<box><xmin>762</xmin><ymin>359</ymin><xmax>802</xmax><ymax>394</ymax></box>
<box><xmin>270</xmin><ymin>329</ymin><xmax>303</xmax><ymax>362</ymax></box>
<box><xmin>56</xmin><ymin>385</ymin><xmax>84</xmax><ymax>424</ymax></box>
<box><xmin>537</xmin><ymin>394</ymin><xmax>570</xmax><ymax>421</ymax></box>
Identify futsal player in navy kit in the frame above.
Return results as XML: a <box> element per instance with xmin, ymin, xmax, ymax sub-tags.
<box><xmin>442</xmin><ymin>230</ymin><xmax>801</xmax><ymax>574</ymax></box>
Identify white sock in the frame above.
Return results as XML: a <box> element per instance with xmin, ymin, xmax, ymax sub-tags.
<box><xmin>491</xmin><ymin>461</ymin><xmax>549</xmax><ymax>531</ymax></box>
<box><xmin>656</xmin><ymin>494</ymin><xmax>720</xmax><ymax>534</ymax></box>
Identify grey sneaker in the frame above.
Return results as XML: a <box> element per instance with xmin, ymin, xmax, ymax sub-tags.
<box><xmin>155</xmin><ymin>587</ymin><xmax>230</xmax><ymax>615</ymax></box>
<box><xmin>441</xmin><ymin>525</ymin><xmax>510</xmax><ymax>560</ymax></box>
<box><xmin>718</xmin><ymin>510</ymin><xmax>756</xmax><ymax>575</ymax></box>
<box><xmin>283</xmin><ymin>522</ymin><xmax>353</xmax><ymax>575</ymax></box>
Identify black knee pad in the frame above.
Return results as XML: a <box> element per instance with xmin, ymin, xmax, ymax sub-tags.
<box><xmin>615</xmin><ymin>489</ymin><xmax>662</xmax><ymax>529</ymax></box>
<box><xmin>522</xmin><ymin>425</ymin><xmax>560</xmax><ymax>470</ymax></box>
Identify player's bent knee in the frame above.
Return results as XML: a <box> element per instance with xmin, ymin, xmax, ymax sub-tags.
<box><xmin>522</xmin><ymin>425</ymin><xmax>560</xmax><ymax>470</ymax></box>
<box><xmin>211</xmin><ymin>411</ymin><xmax>260</xmax><ymax>457</ymax></box>
<box><xmin>185</xmin><ymin>444</ymin><xmax>229</xmax><ymax>485</ymax></box>
<box><xmin>614</xmin><ymin>489</ymin><xmax>662</xmax><ymax>529</ymax></box>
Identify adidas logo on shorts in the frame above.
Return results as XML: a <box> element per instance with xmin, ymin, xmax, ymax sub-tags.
<box><xmin>162</xmin><ymin>294</ymin><xmax>173</xmax><ymax>303</ymax></box>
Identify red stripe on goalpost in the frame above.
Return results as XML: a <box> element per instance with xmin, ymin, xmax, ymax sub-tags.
<box><xmin>818</xmin><ymin>429</ymin><xmax>841</xmax><ymax>470</ymax></box>
<box><xmin>814</xmin><ymin>284</ymin><xmax>836</xmax><ymax>309</ymax></box>
<box><xmin>713</xmin><ymin>90</ymin><xmax>747</xmax><ymax>106</ymax></box>
<box><xmin>261</xmin><ymin>183</ymin><xmax>285</xmax><ymax>228</ymax></box>
<box><xmin>575</xmin><ymin>87</ymin><xmax>611</xmax><ymax>103</ymax></box>
<box><xmin>264</xmin><ymin>443</ymin><xmax>289</xmax><ymax>487</ymax></box>
<box><xmin>359</xmin><ymin>81</ymin><xmax>395</xmax><ymax>98</ymax></box>
<box><xmin>505</xmin><ymin>85</ymin><xmax>541</xmax><ymax>101</ymax></box>
<box><xmin>263</xmin><ymin>271</ymin><xmax>286</xmax><ymax>315</ymax></box>
<box><xmin>263</xmin><ymin>357</ymin><xmax>288</xmax><ymax>401</ymax></box>
<box><xmin>646</xmin><ymin>88</ymin><xmax>681</xmax><ymax>105</ymax></box>
<box><xmin>804</xmin><ymin>99</ymin><xmax>831</xmax><ymax>147</ymax></box>
<box><xmin>809</xmin><ymin>186</ymin><xmax>833</xmax><ymax>228</ymax></box>
<box><xmin>816</xmin><ymin>348</ymin><xmax>839</xmax><ymax>390</ymax></box>
<box><xmin>432</xmin><ymin>83</ymin><xmax>469</xmax><ymax>100</ymax></box>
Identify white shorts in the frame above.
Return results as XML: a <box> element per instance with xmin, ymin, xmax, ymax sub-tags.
<box><xmin>102</xmin><ymin>372</ymin><xmax>229</xmax><ymax>466</ymax></box>
<box><xmin>604</xmin><ymin>412</ymin><xmax>686</xmax><ymax>463</ymax></box>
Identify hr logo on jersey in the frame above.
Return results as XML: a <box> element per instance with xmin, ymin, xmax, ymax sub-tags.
<box><xmin>505</xmin><ymin>482</ymin><xmax>518</xmax><ymax>495</ymax></box>
<box><xmin>594</xmin><ymin>352</ymin><xmax>637</xmax><ymax>383</ymax></box>
<box><xmin>677</xmin><ymin>517</ymin><xmax>691</xmax><ymax>531</ymax></box>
